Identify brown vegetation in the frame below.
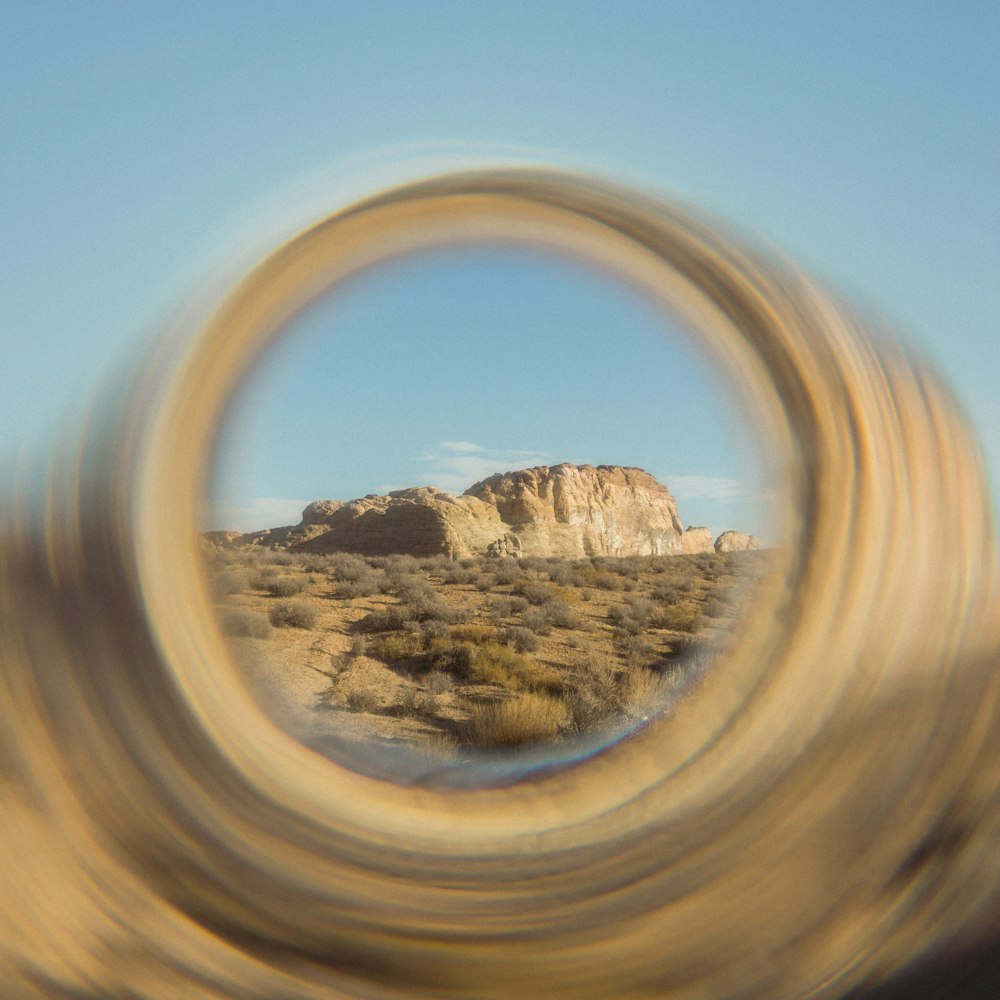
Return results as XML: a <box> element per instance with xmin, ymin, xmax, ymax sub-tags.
<box><xmin>205</xmin><ymin>547</ymin><xmax>769</xmax><ymax>756</ymax></box>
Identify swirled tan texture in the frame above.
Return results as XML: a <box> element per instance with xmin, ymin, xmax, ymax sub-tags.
<box><xmin>1</xmin><ymin>168</ymin><xmax>998</xmax><ymax>998</ymax></box>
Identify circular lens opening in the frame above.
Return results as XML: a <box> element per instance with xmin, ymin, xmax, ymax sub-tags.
<box><xmin>201</xmin><ymin>243</ymin><xmax>780</xmax><ymax>782</ymax></box>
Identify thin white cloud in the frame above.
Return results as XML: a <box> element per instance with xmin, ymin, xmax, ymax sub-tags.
<box><xmin>662</xmin><ymin>475</ymin><xmax>747</xmax><ymax>504</ymax></box>
<box><xmin>439</xmin><ymin>440</ymin><xmax>482</xmax><ymax>453</ymax></box>
<box><xmin>206</xmin><ymin>497</ymin><xmax>311</xmax><ymax>533</ymax></box>
<box><xmin>418</xmin><ymin>442</ymin><xmax>552</xmax><ymax>494</ymax></box>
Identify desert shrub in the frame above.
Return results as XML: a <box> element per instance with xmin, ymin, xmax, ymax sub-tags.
<box><xmin>520</xmin><ymin>607</ymin><xmax>551</xmax><ymax>635</ymax></box>
<box><xmin>503</xmin><ymin>626</ymin><xmax>540</xmax><ymax>653</ymax></box>
<box><xmin>420</xmin><ymin>618</ymin><xmax>450</xmax><ymax>641</ymax></box>
<box><xmin>265</xmin><ymin>552</ymin><xmax>298</xmax><ymax>567</ymax></box>
<box><xmin>462</xmin><ymin>692</ymin><xmax>570</xmax><ymax>748</ymax></box>
<box><xmin>651</xmin><ymin>580</ymin><xmax>688</xmax><ymax>604</ymax></box>
<box><xmin>565</xmin><ymin>651</ymin><xmax>663</xmax><ymax>732</ymax></box>
<box><xmin>392</xmin><ymin>575</ymin><xmax>436</xmax><ymax>603</ymax></box>
<box><xmin>660</xmin><ymin>633</ymin><xmax>698</xmax><ymax>661</ymax></box>
<box><xmin>424</xmin><ymin>637</ymin><xmax>476</xmax><ymax>675</ymax></box>
<box><xmin>356</xmin><ymin>606</ymin><xmax>415</xmax><ymax>633</ymax></box>
<box><xmin>367</xmin><ymin>631</ymin><xmax>424</xmax><ymax>661</ymax></box>
<box><xmin>382</xmin><ymin>554</ymin><xmax>420</xmax><ymax>575</ymax></box>
<box><xmin>608</xmin><ymin>610</ymin><xmax>644</xmax><ymax>635</ymax></box>
<box><xmin>541</xmin><ymin>597</ymin><xmax>579</xmax><ymax>629</ymax></box>
<box><xmin>512</xmin><ymin>580</ymin><xmax>555</xmax><ymax>606</ymax></box>
<box><xmin>490</xmin><ymin>596</ymin><xmax>529</xmax><ymax>619</ymax></box>
<box><xmin>546</xmin><ymin>562</ymin><xmax>573</xmax><ymax>586</ymax></box>
<box><xmin>443</xmin><ymin>565</ymin><xmax>474</xmax><ymax>586</ymax></box>
<box><xmin>620</xmin><ymin>668</ymin><xmax>668</xmax><ymax>718</ymax></box>
<box><xmin>517</xmin><ymin>556</ymin><xmax>546</xmax><ymax>575</ymax></box>
<box><xmin>593</xmin><ymin>572</ymin><xmax>622</xmax><ymax>591</ymax></box>
<box><xmin>390</xmin><ymin>686</ymin><xmax>442</xmax><ymax>718</ymax></box>
<box><xmin>657</xmin><ymin>603</ymin><xmax>702</xmax><ymax>633</ymax></box>
<box><xmin>344</xmin><ymin>685</ymin><xmax>381</xmax><ymax>713</ymax></box>
<box><xmin>408</xmin><ymin>597</ymin><xmax>468</xmax><ymax>625</ymax></box>
<box><xmin>474</xmin><ymin>573</ymin><xmax>497</xmax><ymax>593</ymax></box>
<box><xmin>221</xmin><ymin>610</ymin><xmax>273</xmax><ymax>639</ymax></box>
<box><xmin>426</xmin><ymin>670</ymin><xmax>455</xmax><ymax>696</ymax></box>
<box><xmin>449</xmin><ymin>624</ymin><xmax>498</xmax><ymax>644</ymax></box>
<box><xmin>390</xmin><ymin>686</ymin><xmax>421</xmax><ymax>717</ymax></box>
<box><xmin>565</xmin><ymin>654</ymin><xmax>621</xmax><ymax>732</ymax></box>
<box><xmin>607</xmin><ymin>603</ymin><xmax>630</xmax><ymax>626</ymax></box>
<box><xmin>301</xmin><ymin>555</ymin><xmax>335</xmax><ymax>573</ymax></box>
<box><xmin>334</xmin><ymin>571</ymin><xmax>385</xmax><ymax>599</ymax></box>
<box><xmin>247</xmin><ymin>569</ymin><xmax>279</xmax><ymax>589</ymax></box>
<box><xmin>624</xmin><ymin>595</ymin><xmax>654</xmax><ymax>621</ymax></box>
<box><xmin>613</xmin><ymin>630</ymin><xmax>652</xmax><ymax>668</ymax></box>
<box><xmin>423</xmin><ymin>637</ymin><xmax>561</xmax><ymax>693</ymax></box>
<box><xmin>702</xmin><ymin>595</ymin><xmax>729</xmax><ymax>618</ymax></box>
<box><xmin>419</xmin><ymin>554</ymin><xmax>451</xmax><ymax>573</ymax></box>
<box><xmin>266</xmin><ymin>576</ymin><xmax>307</xmax><ymax>597</ymax></box>
<box><xmin>491</xmin><ymin>562</ymin><xmax>522</xmax><ymax>586</ymax></box>
<box><xmin>268</xmin><ymin>601</ymin><xmax>318</xmax><ymax>629</ymax></box>
<box><xmin>213</xmin><ymin>570</ymin><xmax>249</xmax><ymax>598</ymax></box>
<box><xmin>347</xmin><ymin>634</ymin><xmax>366</xmax><ymax>659</ymax></box>
<box><xmin>468</xmin><ymin>643</ymin><xmax>562</xmax><ymax>692</ymax></box>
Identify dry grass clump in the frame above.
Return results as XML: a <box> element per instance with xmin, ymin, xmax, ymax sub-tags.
<box><xmin>393</xmin><ymin>626</ymin><xmax>566</xmax><ymax>694</ymax></box>
<box><xmin>512</xmin><ymin>579</ymin><xmax>558</xmax><ymax>606</ymax></box>
<box><xmin>266</xmin><ymin>575</ymin><xmax>308</xmax><ymax>597</ymax></box>
<box><xmin>268</xmin><ymin>601</ymin><xmax>318</xmax><ymax>629</ymax></box>
<box><xmin>213</xmin><ymin>569</ymin><xmax>250</xmax><ymax>598</ymax></box>
<box><xmin>425</xmin><ymin>670</ymin><xmax>454</xmax><ymax>695</ymax></box>
<box><xmin>565</xmin><ymin>652</ymin><xmax>667</xmax><ymax>733</ymax></box>
<box><xmin>355</xmin><ymin>606</ymin><xmax>415</xmax><ymax>633</ymax></box>
<box><xmin>462</xmin><ymin>692</ymin><xmax>570</xmax><ymax>748</ymax></box>
<box><xmin>656</xmin><ymin>603</ymin><xmax>702</xmax><ymax>633</ymax></box>
<box><xmin>366</xmin><ymin>631</ymin><xmax>424</xmax><ymax>661</ymax></box>
<box><xmin>502</xmin><ymin>625</ymin><xmax>540</xmax><ymax>653</ymax></box>
<box><xmin>221</xmin><ymin>609</ymin><xmax>273</xmax><ymax>639</ymax></box>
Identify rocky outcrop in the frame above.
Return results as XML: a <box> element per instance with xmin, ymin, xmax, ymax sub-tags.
<box><xmin>294</xmin><ymin>487</ymin><xmax>505</xmax><ymax>559</ymax></box>
<box><xmin>680</xmin><ymin>526</ymin><xmax>714</xmax><ymax>554</ymax></box>
<box><xmin>714</xmin><ymin>530</ymin><xmax>760</xmax><ymax>553</ymax></box>
<box><xmin>463</xmin><ymin>464</ymin><xmax>684</xmax><ymax>558</ymax></box>
<box><xmin>301</xmin><ymin>500</ymin><xmax>343</xmax><ymax>524</ymax></box>
<box><xmin>216</xmin><ymin>464</ymin><xmax>756</xmax><ymax>560</ymax></box>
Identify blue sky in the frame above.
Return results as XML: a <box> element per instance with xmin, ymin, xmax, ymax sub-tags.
<box><xmin>3</xmin><ymin>3</ymin><xmax>997</xmax><ymax>540</ymax></box>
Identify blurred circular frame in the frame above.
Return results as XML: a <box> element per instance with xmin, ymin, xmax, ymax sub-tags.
<box><xmin>7</xmin><ymin>166</ymin><xmax>997</xmax><ymax>998</ymax></box>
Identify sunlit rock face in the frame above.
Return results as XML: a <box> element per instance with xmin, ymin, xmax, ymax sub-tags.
<box><xmin>678</xmin><ymin>525</ymin><xmax>714</xmax><ymax>554</ymax></box>
<box><xmin>293</xmin><ymin>487</ymin><xmax>505</xmax><ymax>559</ymax></box>
<box><xmin>464</xmin><ymin>464</ymin><xmax>685</xmax><ymax>558</ymax></box>
<box><xmin>222</xmin><ymin>464</ymin><xmax>706</xmax><ymax>559</ymax></box>
<box><xmin>714</xmin><ymin>529</ymin><xmax>760</xmax><ymax>553</ymax></box>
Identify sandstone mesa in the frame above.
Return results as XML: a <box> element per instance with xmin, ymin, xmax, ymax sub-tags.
<box><xmin>208</xmin><ymin>464</ymin><xmax>758</xmax><ymax>560</ymax></box>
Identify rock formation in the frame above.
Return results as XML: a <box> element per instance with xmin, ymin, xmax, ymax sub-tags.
<box><xmin>214</xmin><ymin>464</ymin><xmax>753</xmax><ymax>560</ymax></box>
<box><xmin>714</xmin><ymin>529</ymin><xmax>760</xmax><ymax>553</ymax></box>
<box><xmin>463</xmin><ymin>465</ymin><xmax>684</xmax><ymax>558</ymax></box>
<box><xmin>680</xmin><ymin>526</ymin><xmax>714</xmax><ymax>554</ymax></box>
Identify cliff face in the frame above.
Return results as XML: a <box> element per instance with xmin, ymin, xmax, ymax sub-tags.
<box><xmin>223</xmin><ymin>464</ymin><xmax>736</xmax><ymax>559</ymax></box>
<box><xmin>463</xmin><ymin>464</ymin><xmax>684</xmax><ymax>558</ymax></box>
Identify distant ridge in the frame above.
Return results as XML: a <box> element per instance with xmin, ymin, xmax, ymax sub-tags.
<box><xmin>206</xmin><ymin>464</ymin><xmax>759</xmax><ymax>559</ymax></box>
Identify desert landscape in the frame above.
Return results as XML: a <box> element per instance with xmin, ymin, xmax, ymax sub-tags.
<box><xmin>205</xmin><ymin>464</ymin><xmax>767</xmax><ymax>764</ymax></box>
